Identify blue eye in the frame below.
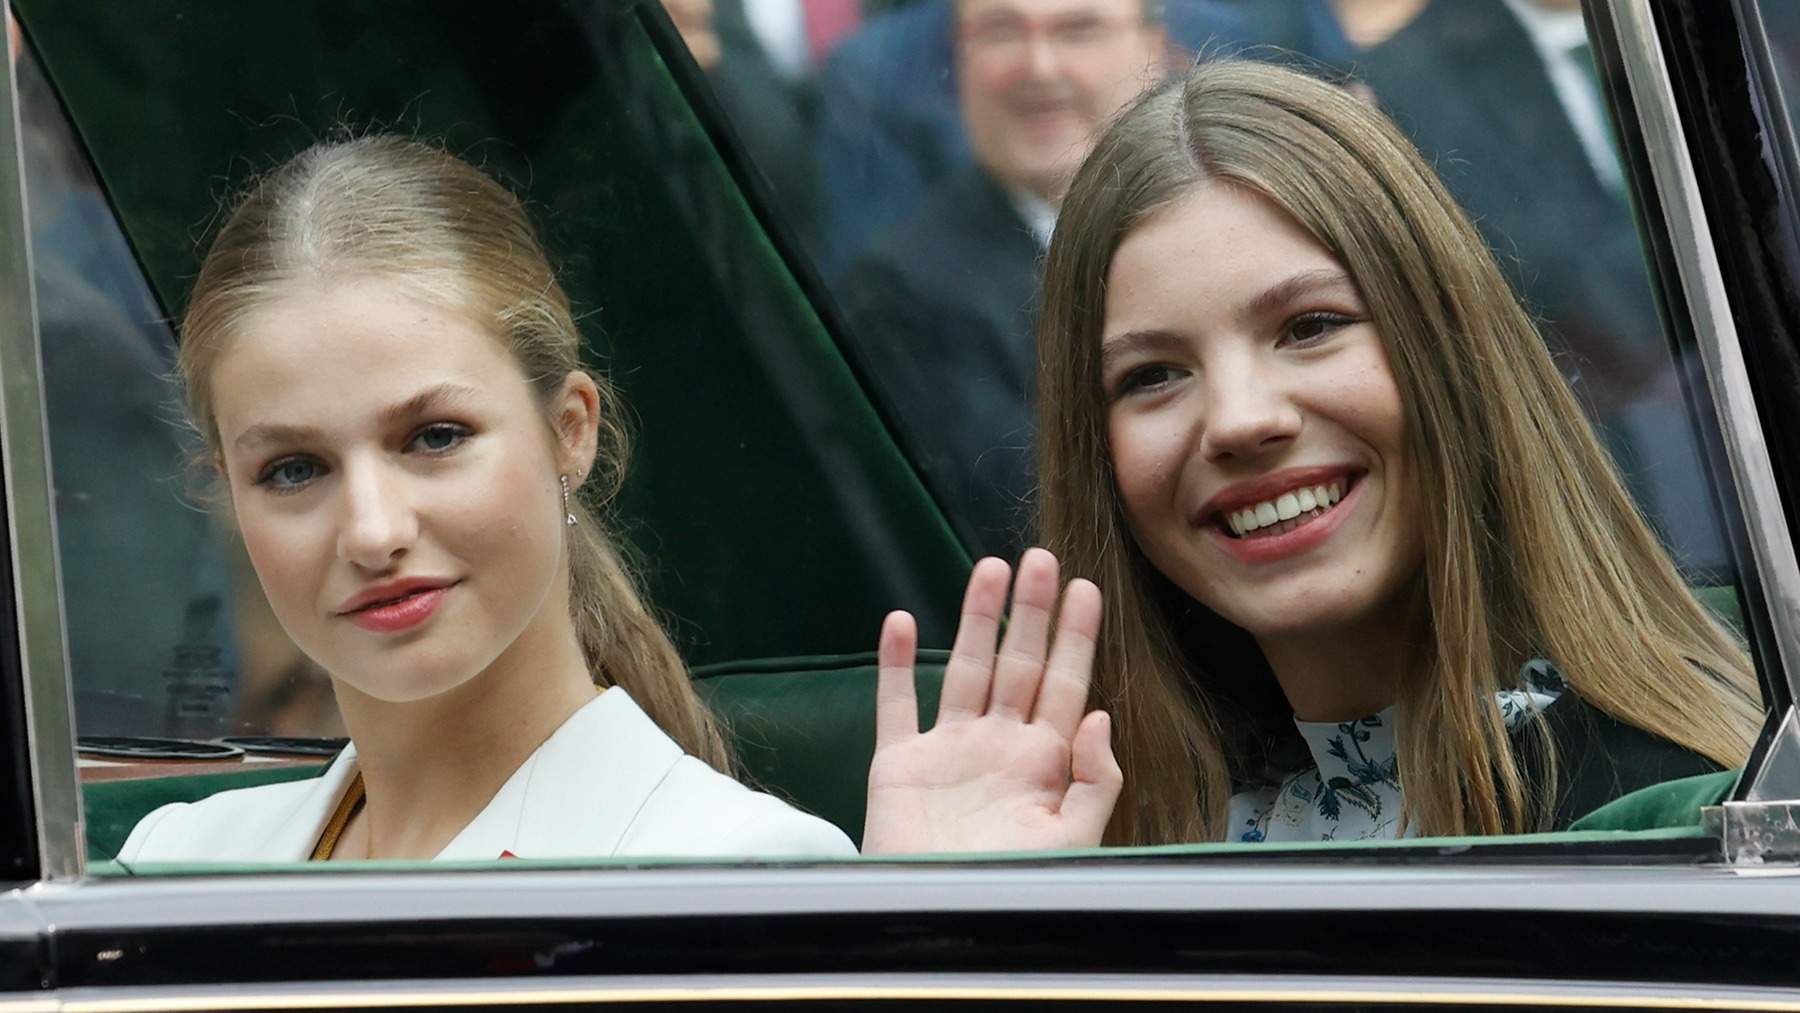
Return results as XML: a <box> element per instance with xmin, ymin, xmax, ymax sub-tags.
<box><xmin>410</xmin><ymin>423</ymin><xmax>471</xmax><ymax>453</ymax></box>
<box><xmin>258</xmin><ymin>457</ymin><xmax>322</xmax><ymax>492</ymax></box>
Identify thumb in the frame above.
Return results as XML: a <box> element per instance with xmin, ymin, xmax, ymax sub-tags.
<box><xmin>1061</xmin><ymin>710</ymin><xmax>1123</xmax><ymax>846</ymax></box>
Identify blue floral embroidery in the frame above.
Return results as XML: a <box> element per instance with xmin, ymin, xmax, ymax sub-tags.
<box><xmin>1224</xmin><ymin>660</ymin><xmax>1566</xmax><ymax>844</ymax></box>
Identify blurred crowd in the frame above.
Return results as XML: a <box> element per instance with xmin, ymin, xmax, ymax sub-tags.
<box><xmin>668</xmin><ymin>0</ymin><xmax>1723</xmax><ymax>573</ymax></box>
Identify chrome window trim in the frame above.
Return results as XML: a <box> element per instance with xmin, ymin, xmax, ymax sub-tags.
<box><xmin>1</xmin><ymin>3</ymin><xmax>84</xmax><ymax>879</ymax></box>
<box><xmin>12</xmin><ymin>974</ymin><xmax>1800</xmax><ymax>1012</ymax></box>
<box><xmin>1609</xmin><ymin>0</ymin><xmax>1800</xmax><ymax>797</ymax></box>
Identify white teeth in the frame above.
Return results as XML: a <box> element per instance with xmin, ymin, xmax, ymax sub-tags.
<box><xmin>1223</xmin><ymin>478</ymin><xmax>1352</xmax><ymax>537</ymax></box>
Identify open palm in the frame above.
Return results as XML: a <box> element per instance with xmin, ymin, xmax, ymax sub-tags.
<box><xmin>862</xmin><ymin>549</ymin><xmax>1122</xmax><ymax>854</ymax></box>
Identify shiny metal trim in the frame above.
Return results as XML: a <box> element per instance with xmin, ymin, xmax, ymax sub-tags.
<box><xmin>1747</xmin><ymin>706</ymin><xmax>1800</xmax><ymax>804</ymax></box>
<box><xmin>37</xmin><ymin>975</ymin><xmax>1800</xmax><ymax>1012</ymax></box>
<box><xmin>1705</xmin><ymin>795</ymin><xmax>1800</xmax><ymax>864</ymax></box>
<box><xmin>1610</xmin><ymin>0</ymin><xmax>1800</xmax><ymax>799</ymax></box>
<box><xmin>0</xmin><ymin>4</ymin><xmax>84</xmax><ymax>878</ymax></box>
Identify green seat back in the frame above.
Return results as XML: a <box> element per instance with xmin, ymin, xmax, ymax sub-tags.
<box><xmin>1567</xmin><ymin>768</ymin><xmax>1739</xmax><ymax>833</ymax></box>
<box><xmin>694</xmin><ymin>652</ymin><xmax>946</xmax><ymax>848</ymax></box>
<box><xmin>84</xmin><ymin>764</ymin><xmax>326</xmax><ymax>861</ymax></box>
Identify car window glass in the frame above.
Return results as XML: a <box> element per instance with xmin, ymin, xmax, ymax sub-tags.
<box><xmin>5</xmin><ymin>0</ymin><xmax>1773</xmax><ymax>869</ymax></box>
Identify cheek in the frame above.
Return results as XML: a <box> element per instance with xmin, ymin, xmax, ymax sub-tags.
<box><xmin>236</xmin><ymin>512</ymin><xmax>326</xmax><ymax>622</ymax></box>
<box><xmin>1106</xmin><ymin>412</ymin><xmax>1187</xmax><ymax>521</ymax></box>
<box><xmin>441</xmin><ymin>451</ymin><xmax>560</xmax><ymax>583</ymax></box>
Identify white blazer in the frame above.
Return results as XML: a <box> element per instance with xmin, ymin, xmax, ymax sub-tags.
<box><xmin>116</xmin><ymin>687</ymin><xmax>857</xmax><ymax>863</ymax></box>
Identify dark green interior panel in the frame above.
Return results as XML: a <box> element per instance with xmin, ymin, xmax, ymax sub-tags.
<box><xmin>13</xmin><ymin>0</ymin><xmax>970</xmax><ymax>669</ymax></box>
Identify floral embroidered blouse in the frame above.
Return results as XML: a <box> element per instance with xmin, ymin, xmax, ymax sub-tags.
<box><xmin>1227</xmin><ymin>660</ymin><xmax>1565</xmax><ymax>843</ymax></box>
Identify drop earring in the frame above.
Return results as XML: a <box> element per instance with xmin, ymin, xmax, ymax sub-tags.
<box><xmin>560</xmin><ymin>474</ymin><xmax>577</xmax><ymax>527</ymax></box>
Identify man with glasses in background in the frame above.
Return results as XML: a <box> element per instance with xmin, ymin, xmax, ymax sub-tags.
<box><xmin>838</xmin><ymin>0</ymin><xmax>1167</xmax><ymax>560</ymax></box>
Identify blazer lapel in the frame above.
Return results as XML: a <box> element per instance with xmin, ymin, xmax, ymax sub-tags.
<box><xmin>434</xmin><ymin>688</ymin><xmax>685</xmax><ymax>860</ymax></box>
<box><xmin>259</xmin><ymin>746</ymin><xmax>361</xmax><ymax>862</ymax></box>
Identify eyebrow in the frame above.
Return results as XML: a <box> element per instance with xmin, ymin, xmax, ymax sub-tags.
<box><xmin>1099</xmin><ymin>328</ymin><xmax>1186</xmax><ymax>370</ymax></box>
<box><xmin>1099</xmin><ymin>268</ymin><xmax>1362</xmax><ymax>369</ymax></box>
<box><xmin>1244</xmin><ymin>267</ymin><xmax>1360</xmax><ymax>321</ymax></box>
<box><xmin>231</xmin><ymin>382</ymin><xmax>486</xmax><ymax>452</ymax></box>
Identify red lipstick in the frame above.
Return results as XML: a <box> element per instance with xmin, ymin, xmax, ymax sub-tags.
<box><xmin>1207</xmin><ymin>478</ymin><xmax>1364</xmax><ymax>564</ymax></box>
<box><xmin>337</xmin><ymin>578</ymin><xmax>457</xmax><ymax>634</ymax></box>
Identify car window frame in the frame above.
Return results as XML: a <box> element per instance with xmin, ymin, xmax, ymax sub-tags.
<box><xmin>0</xmin><ymin>0</ymin><xmax>77</xmax><ymax>883</ymax></box>
<box><xmin>1602</xmin><ymin>0</ymin><xmax>1800</xmax><ymax>801</ymax></box>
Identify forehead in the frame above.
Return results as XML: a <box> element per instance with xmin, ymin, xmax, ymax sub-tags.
<box><xmin>958</xmin><ymin>0</ymin><xmax>1142</xmax><ymax>22</ymax></box>
<box><xmin>209</xmin><ymin>278</ymin><xmax>527</xmax><ymax>438</ymax></box>
<box><xmin>1103</xmin><ymin>183</ymin><xmax>1347</xmax><ymax>333</ymax></box>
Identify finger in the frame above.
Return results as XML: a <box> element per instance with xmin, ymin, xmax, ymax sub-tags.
<box><xmin>938</xmin><ymin>557</ymin><xmax>1011</xmax><ymax>722</ymax></box>
<box><xmin>1062</xmin><ymin>710</ymin><xmax>1124</xmax><ymax>846</ymax></box>
<box><xmin>1031</xmin><ymin>578</ymin><xmax>1102</xmax><ymax>741</ymax></box>
<box><xmin>987</xmin><ymin>548</ymin><xmax>1059</xmax><ymax>720</ymax></box>
<box><xmin>874</xmin><ymin>611</ymin><xmax>919</xmax><ymax>751</ymax></box>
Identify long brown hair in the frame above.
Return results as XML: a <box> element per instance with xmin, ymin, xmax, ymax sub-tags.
<box><xmin>178</xmin><ymin>135</ymin><xmax>730</xmax><ymax>769</ymax></box>
<box><xmin>1037</xmin><ymin>60</ymin><xmax>1761</xmax><ymax>844</ymax></box>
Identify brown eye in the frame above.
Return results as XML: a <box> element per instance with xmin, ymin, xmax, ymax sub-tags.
<box><xmin>1115</xmin><ymin>364</ymin><xmax>1182</xmax><ymax>397</ymax></box>
<box><xmin>1283</xmin><ymin>312</ymin><xmax>1355</xmax><ymax>347</ymax></box>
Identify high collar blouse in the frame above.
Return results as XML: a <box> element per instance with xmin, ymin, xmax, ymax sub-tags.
<box><xmin>1226</xmin><ymin>661</ymin><xmax>1564</xmax><ymax>843</ymax></box>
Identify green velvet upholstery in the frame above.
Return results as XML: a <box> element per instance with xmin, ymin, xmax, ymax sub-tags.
<box><xmin>693</xmin><ymin>651</ymin><xmax>946</xmax><ymax>846</ymax></box>
<box><xmin>84</xmin><ymin>763</ymin><xmax>326</xmax><ymax>862</ymax></box>
<box><xmin>1694</xmin><ymin>585</ymin><xmax>1747</xmax><ymax>639</ymax></box>
<box><xmin>1567</xmin><ymin>768</ymin><xmax>1739</xmax><ymax>833</ymax></box>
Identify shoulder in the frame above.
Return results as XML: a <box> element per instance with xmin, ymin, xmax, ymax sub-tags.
<box><xmin>516</xmin><ymin>689</ymin><xmax>856</xmax><ymax>859</ymax></box>
<box><xmin>621</xmin><ymin>756</ymin><xmax>857</xmax><ymax>857</ymax></box>
<box><xmin>1523</xmin><ymin>689</ymin><xmax>1723</xmax><ymax>830</ymax></box>
<box><xmin>114</xmin><ymin>763</ymin><xmax>348</xmax><ymax>865</ymax></box>
<box><xmin>849</xmin><ymin>169</ymin><xmax>1027</xmax><ymax>277</ymax></box>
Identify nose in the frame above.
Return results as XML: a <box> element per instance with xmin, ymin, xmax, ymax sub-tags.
<box><xmin>334</xmin><ymin>459</ymin><xmax>417</xmax><ymax>571</ymax></box>
<box><xmin>1022</xmin><ymin>30</ymin><xmax>1061</xmax><ymax>78</ymax></box>
<box><xmin>1198</xmin><ymin>353</ymin><xmax>1302</xmax><ymax>461</ymax></box>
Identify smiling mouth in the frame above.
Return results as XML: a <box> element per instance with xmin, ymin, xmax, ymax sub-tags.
<box><xmin>1219</xmin><ymin>478</ymin><xmax>1354</xmax><ymax>540</ymax></box>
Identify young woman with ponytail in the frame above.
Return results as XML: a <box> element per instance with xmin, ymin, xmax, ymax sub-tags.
<box><xmin>117</xmin><ymin>136</ymin><xmax>853</xmax><ymax>863</ymax></box>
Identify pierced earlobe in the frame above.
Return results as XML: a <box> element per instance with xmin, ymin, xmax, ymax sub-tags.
<box><xmin>560</xmin><ymin>474</ymin><xmax>577</xmax><ymax>527</ymax></box>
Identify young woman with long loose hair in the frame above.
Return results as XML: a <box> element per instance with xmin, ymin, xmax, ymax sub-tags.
<box><xmin>863</xmin><ymin>59</ymin><xmax>1760</xmax><ymax>851</ymax></box>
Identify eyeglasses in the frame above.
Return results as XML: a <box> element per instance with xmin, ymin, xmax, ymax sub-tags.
<box><xmin>958</xmin><ymin>13</ymin><xmax>1143</xmax><ymax>60</ymax></box>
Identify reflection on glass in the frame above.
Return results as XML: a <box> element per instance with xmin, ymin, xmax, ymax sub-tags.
<box><xmin>16</xmin><ymin>44</ymin><xmax>341</xmax><ymax>748</ymax></box>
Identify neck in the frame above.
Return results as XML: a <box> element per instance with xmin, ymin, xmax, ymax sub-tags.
<box><xmin>1257</xmin><ymin>604</ymin><xmax>1420</xmax><ymax>723</ymax></box>
<box><xmin>332</xmin><ymin>607</ymin><xmax>598</xmax><ymax>861</ymax></box>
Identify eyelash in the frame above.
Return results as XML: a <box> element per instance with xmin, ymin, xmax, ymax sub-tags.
<box><xmin>1112</xmin><ymin>363</ymin><xmax>1183</xmax><ymax>399</ymax></box>
<box><xmin>251</xmin><ymin>422</ymin><xmax>475</xmax><ymax>494</ymax></box>
<box><xmin>1281</xmin><ymin>311</ymin><xmax>1359</xmax><ymax>347</ymax></box>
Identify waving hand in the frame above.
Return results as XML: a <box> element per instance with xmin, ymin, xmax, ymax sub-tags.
<box><xmin>861</xmin><ymin>549</ymin><xmax>1122</xmax><ymax>854</ymax></box>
